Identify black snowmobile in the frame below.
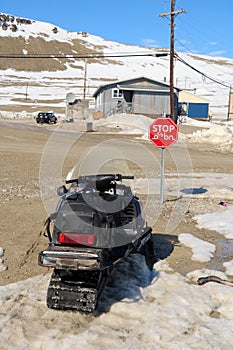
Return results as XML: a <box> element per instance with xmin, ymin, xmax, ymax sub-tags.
<box><xmin>38</xmin><ymin>174</ymin><xmax>154</xmax><ymax>313</ymax></box>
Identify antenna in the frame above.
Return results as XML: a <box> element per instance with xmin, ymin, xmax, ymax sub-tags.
<box><xmin>66</xmin><ymin>92</ymin><xmax>76</xmax><ymax>104</ymax></box>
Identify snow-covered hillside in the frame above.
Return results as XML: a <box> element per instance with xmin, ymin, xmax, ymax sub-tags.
<box><xmin>0</xmin><ymin>13</ymin><xmax>232</xmax><ymax>118</ymax></box>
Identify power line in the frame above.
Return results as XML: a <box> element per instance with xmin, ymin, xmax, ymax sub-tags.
<box><xmin>175</xmin><ymin>38</ymin><xmax>196</xmax><ymax>55</ymax></box>
<box><xmin>175</xmin><ymin>37</ymin><xmax>233</xmax><ymax>81</ymax></box>
<box><xmin>0</xmin><ymin>50</ymin><xmax>230</xmax><ymax>89</ymax></box>
<box><xmin>175</xmin><ymin>53</ymin><xmax>231</xmax><ymax>89</ymax></box>
<box><xmin>0</xmin><ymin>52</ymin><xmax>169</xmax><ymax>59</ymax></box>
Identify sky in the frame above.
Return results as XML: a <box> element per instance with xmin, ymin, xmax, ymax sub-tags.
<box><xmin>1</xmin><ymin>0</ymin><xmax>233</xmax><ymax>58</ymax></box>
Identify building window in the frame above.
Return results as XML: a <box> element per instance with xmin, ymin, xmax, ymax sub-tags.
<box><xmin>112</xmin><ymin>89</ymin><xmax>123</xmax><ymax>98</ymax></box>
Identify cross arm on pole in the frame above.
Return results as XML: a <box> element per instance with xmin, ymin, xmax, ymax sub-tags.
<box><xmin>158</xmin><ymin>9</ymin><xmax>186</xmax><ymax>17</ymax></box>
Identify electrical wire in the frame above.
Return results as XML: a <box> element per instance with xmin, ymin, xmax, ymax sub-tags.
<box><xmin>175</xmin><ymin>53</ymin><xmax>231</xmax><ymax>89</ymax></box>
<box><xmin>0</xmin><ymin>52</ymin><xmax>168</xmax><ymax>59</ymax></box>
<box><xmin>175</xmin><ymin>38</ymin><xmax>196</xmax><ymax>55</ymax></box>
<box><xmin>0</xmin><ymin>50</ymin><xmax>230</xmax><ymax>88</ymax></box>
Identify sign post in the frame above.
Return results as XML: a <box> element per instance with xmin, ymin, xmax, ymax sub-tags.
<box><xmin>149</xmin><ymin>117</ymin><xmax>178</xmax><ymax>203</ymax></box>
<box><xmin>160</xmin><ymin>146</ymin><xmax>165</xmax><ymax>203</ymax></box>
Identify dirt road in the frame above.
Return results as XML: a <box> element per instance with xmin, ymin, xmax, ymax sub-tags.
<box><xmin>0</xmin><ymin>119</ymin><xmax>232</xmax><ymax>286</ymax></box>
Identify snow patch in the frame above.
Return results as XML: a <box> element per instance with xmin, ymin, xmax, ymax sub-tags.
<box><xmin>194</xmin><ymin>206</ymin><xmax>233</xmax><ymax>239</ymax></box>
<box><xmin>223</xmin><ymin>260</ymin><xmax>233</xmax><ymax>276</ymax></box>
<box><xmin>179</xmin><ymin>233</ymin><xmax>216</xmax><ymax>262</ymax></box>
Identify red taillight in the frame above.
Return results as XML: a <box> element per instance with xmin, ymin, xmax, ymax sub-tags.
<box><xmin>58</xmin><ymin>232</ymin><xmax>96</xmax><ymax>245</ymax></box>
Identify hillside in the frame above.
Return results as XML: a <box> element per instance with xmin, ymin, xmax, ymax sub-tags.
<box><xmin>0</xmin><ymin>13</ymin><xmax>232</xmax><ymax>118</ymax></box>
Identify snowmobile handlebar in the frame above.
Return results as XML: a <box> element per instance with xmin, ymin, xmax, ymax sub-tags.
<box><xmin>115</xmin><ymin>174</ymin><xmax>134</xmax><ymax>180</ymax></box>
<box><xmin>65</xmin><ymin>174</ymin><xmax>134</xmax><ymax>184</ymax></box>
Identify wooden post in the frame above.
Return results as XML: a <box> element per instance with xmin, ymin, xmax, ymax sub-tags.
<box><xmin>170</xmin><ymin>0</ymin><xmax>175</xmax><ymax>121</ymax></box>
<box><xmin>227</xmin><ymin>85</ymin><xmax>232</xmax><ymax>121</ymax></box>
<box><xmin>159</xmin><ymin>2</ymin><xmax>185</xmax><ymax>123</ymax></box>
<box><xmin>83</xmin><ymin>59</ymin><xmax>87</xmax><ymax>100</ymax></box>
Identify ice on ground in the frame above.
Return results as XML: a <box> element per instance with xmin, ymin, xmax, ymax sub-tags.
<box><xmin>194</xmin><ymin>206</ymin><xmax>233</xmax><ymax>239</ymax></box>
<box><xmin>178</xmin><ymin>233</ymin><xmax>216</xmax><ymax>262</ymax></box>
<box><xmin>223</xmin><ymin>260</ymin><xmax>233</xmax><ymax>276</ymax></box>
<box><xmin>0</xmin><ymin>260</ymin><xmax>7</xmax><ymax>272</ymax></box>
<box><xmin>0</xmin><ymin>248</ymin><xmax>7</xmax><ymax>272</ymax></box>
<box><xmin>1</xmin><ymin>259</ymin><xmax>233</xmax><ymax>350</ymax></box>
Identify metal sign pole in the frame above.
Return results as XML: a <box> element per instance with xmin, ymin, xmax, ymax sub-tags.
<box><xmin>149</xmin><ymin>114</ymin><xmax>178</xmax><ymax>204</ymax></box>
<box><xmin>160</xmin><ymin>112</ymin><xmax>166</xmax><ymax>203</ymax></box>
<box><xmin>160</xmin><ymin>147</ymin><xmax>165</xmax><ymax>203</ymax></box>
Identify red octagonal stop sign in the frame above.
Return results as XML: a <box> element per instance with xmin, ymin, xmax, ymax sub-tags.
<box><xmin>149</xmin><ymin>118</ymin><xmax>178</xmax><ymax>148</ymax></box>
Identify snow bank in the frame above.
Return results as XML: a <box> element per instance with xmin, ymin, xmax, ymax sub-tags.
<box><xmin>94</xmin><ymin>112</ymin><xmax>152</xmax><ymax>134</ymax></box>
<box><xmin>95</xmin><ymin>113</ymin><xmax>233</xmax><ymax>154</ymax></box>
<box><xmin>0</xmin><ymin>259</ymin><xmax>233</xmax><ymax>350</ymax></box>
<box><xmin>182</xmin><ymin>123</ymin><xmax>233</xmax><ymax>153</ymax></box>
<box><xmin>0</xmin><ymin>111</ymin><xmax>34</xmax><ymax>119</ymax></box>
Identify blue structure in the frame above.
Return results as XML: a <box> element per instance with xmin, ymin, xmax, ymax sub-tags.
<box><xmin>187</xmin><ymin>103</ymin><xmax>209</xmax><ymax>119</ymax></box>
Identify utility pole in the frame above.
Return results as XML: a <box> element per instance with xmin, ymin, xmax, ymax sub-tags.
<box><xmin>83</xmin><ymin>59</ymin><xmax>87</xmax><ymax>100</ymax></box>
<box><xmin>159</xmin><ymin>1</ymin><xmax>185</xmax><ymax>122</ymax></box>
<box><xmin>227</xmin><ymin>85</ymin><xmax>232</xmax><ymax>121</ymax></box>
<box><xmin>25</xmin><ymin>82</ymin><xmax>29</xmax><ymax>101</ymax></box>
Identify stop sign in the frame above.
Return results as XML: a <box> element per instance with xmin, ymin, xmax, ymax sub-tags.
<box><xmin>149</xmin><ymin>118</ymin><xmax>178</xmax><ymax>148</ymax></box>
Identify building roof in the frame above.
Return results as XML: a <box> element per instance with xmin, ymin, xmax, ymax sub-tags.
<box><xmin>116</xmin><ymin>84</ymin><xmax>167</xmax><ymax>93</ymax></box>
<box><xmin>179</xmin><ymin>91</ymin><xmax>210</xmax><ymax>104</ymax></box>
<box><xmin>93</xmin><ymin>76</ymin><xmax>180</xmax><ymax>97</ymax></box>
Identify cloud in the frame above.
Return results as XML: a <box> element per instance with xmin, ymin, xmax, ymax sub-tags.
<box><xmin>207</xmin><ymin>49</ymin><xmax>227</xmax><ymax>57</ymax></box>
<box><xmin>141</xmin><ymin>38</ymin><xmax>159</xmax><ymax>47</ymax></box>
<box><xmin>209</xmin><ymin>41</ymin><xmax>218</xmax><ymax>46</ymax></box>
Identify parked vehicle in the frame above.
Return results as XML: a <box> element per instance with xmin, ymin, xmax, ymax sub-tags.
<box><xmin>36</xmin><ymin>112</ymin><xmax>57</xmax><ymax>124</ymax></box>
<box><xmin>38</xmin><ymin>174</ymin><xmax>155</xmax><ymax>313</ymax></box>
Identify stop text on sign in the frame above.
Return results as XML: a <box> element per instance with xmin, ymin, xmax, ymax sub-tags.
<box><xmin>151</xmin><ymin>124</ymin><xmax>176</xmax><ymax>133</ymax></box>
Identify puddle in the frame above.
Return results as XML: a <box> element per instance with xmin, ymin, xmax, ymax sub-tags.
<box><xmin>208</xmin><ymin>239</ymin><xmax>233</xmax><ymax>272</ymax></box>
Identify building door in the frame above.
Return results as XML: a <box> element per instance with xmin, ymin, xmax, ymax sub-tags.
<box><xmin>123</xmin><ymin>91</ymin><xmax>133</xmax><ymax>113</ymax></box>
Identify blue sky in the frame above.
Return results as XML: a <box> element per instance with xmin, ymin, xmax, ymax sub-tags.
<box><xmin>1</xmin><ymin>0</ymin><xmax>233</xmax><ymax>58</ymax></box>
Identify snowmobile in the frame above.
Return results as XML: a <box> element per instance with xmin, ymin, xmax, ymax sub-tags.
<box><xmin>38</xmin><ymin>174</ymin><xmax>154</xmax><ymax>313</ymax></box>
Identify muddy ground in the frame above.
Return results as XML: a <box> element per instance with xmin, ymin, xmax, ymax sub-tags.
<box><xmin>0</xmin><ymin>119</ymin><xmax>232</xmax><ymax>286</ymax></box>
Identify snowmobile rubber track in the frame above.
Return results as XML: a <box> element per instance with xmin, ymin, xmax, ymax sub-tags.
<box><xmin>47</xmin><ymin>269</ymin><xmax>107</xmax><ymax>313</ymax></box>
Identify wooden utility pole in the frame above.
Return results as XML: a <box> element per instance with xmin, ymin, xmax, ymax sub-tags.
<box><xmin>159</xmin><ymin>1</ymin><xmax>185</xmax><ymax>122</ymax></box>
<box><xmin>83</xmin><ymin>59</ymin><xmax>87</xmax><ymax>100</ymax></box>
<box><xmin>227</xmin><ymin>85</ymin><xmax>232</xmax><ymax>121</ymax></box>
<box><xmin>25</xmin><ymin>82</ymin><xmax>29</xmax><ymax>101</ymax></box>
<box><xmin>169</xmin><ymin>0</ymin><xmax>175</xmax><ymax>121</ymax></box>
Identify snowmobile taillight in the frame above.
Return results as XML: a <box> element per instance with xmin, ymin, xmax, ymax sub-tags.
<box><xmin>58</xmin><ymin>232</ymin><xmax>96</xmax><ymax>245</ymax></box>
